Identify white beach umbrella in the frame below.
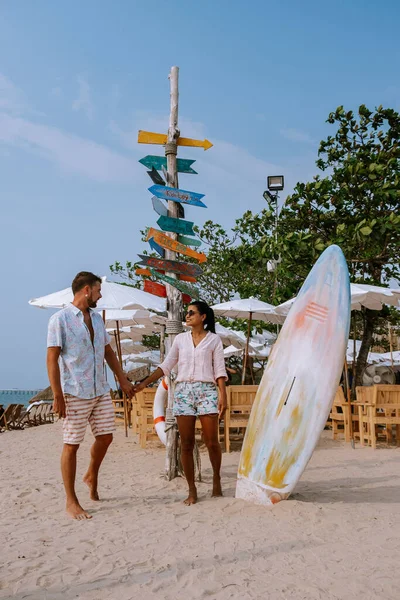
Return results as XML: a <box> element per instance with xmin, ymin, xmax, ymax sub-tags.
<box><xmin>223</xmin><ymin>345</ymin><xmax>243</xmax><ymax>358</ymax></box>
<box><xmin>276</xmin><ymin>283</ymin><xmax>400</xmax><ymax>316</ymax></box>
<box><xmin>29</xmin><ymin>276</ymin><xmax>166</xmax><ymax>312</ymax></box>
<box><xmin>212</xmin><ymin>297</ymin><xmax>283</xmax><ymax>383</ymax></box>
<box><xmin>104</xmin><ymin>309</ymin><xmax>156</xmax><ymax>328</ymax></box>
<box><xmin>212</xmin><ymin>298</ymin><xmax>284</xmax><ymax>324</ymax></box>
<box><xmin>124</xmin><ymin>350</ymin><xmax>161</xmax><ymax>366</ymax></box>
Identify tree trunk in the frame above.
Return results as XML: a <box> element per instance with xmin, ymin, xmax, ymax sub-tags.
<box><xmin>355</xmin><ymin>308</ymin><xmax>378</xmax><ymax>390</ymax></box>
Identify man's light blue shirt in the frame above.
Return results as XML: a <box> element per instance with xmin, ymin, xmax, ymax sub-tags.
<box><xmin>47</xmin><ymin>304</ymin><xmax>111</xmax><ymax>399</ymax></box>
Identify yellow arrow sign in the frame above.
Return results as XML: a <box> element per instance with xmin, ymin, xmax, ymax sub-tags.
<box><xmin>138</xmin><ymin>130</ymin><xmax>213</xmax><ymax>151</ymax></box>
<box><xmin>146</xmin><ymin>228</ymin><xmax>207</xmax><ymax>263</ymax></box>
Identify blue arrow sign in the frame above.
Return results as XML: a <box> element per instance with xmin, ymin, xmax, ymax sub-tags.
<box><xmin>148</xmin><ymin>238</ymin><xmax>165</xmax><ymax>258</ymax></box>
<box><xmin>149</xmin><ymin>185</ymin><xmax>207</xmax><ymax>208</ymax></box>
<box><xmin>139</xmin><ymin>155</ymin><xmax>198</xmax><ymax>174</ymax></box>
<box><xmin>151</xmin><ymin>196</ymin><xmax>168</xmax><ymax>217</ymax></box>
<box><xmin>157</xmin><ymin>215</ymin><xmax>195</xmax><ymax>236</ymax></box>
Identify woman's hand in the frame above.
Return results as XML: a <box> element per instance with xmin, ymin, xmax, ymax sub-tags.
<box><xmin>218</xmin><ymin>394</ymin><xmax>227</xmax><ymax>420</ymax></box>
<box><xmin>132</xmin><ymin>381</ymin><xmax>147</xmax><ymax>395</ymax></box>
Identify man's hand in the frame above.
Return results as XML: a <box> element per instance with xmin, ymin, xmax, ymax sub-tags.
<box><xmin>53</xmin><ymin>393</ymin><xmax>66</xmax><ymax>419</ymax></box>
<box><xmin>218</xmin><ymin>395</ymin><xmax>227</xmax><ymax>420</ymax></box>
<box><xmin>119</xmin><ymin>377</ymin><xmax>136</xmax><ymax>400</ymax></box>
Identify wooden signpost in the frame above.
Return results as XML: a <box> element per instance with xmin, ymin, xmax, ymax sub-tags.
<box><xmin>139</xmin><ymin>155</ymin><xmax>198</xmax><ymax>174</ymax></box>
<box><xmin>137</xmin><ymin>254</ymin><xmax>204</xmax><ymax>278</ymax></box>
<box><xmin>146</xmin><ymin>228</ymin><xmax>207</xmax><ymax>263</ymax></box>
<box><xmin>148</xmin><ymin>237</ymin><xmax>165</xmax><ymax>257</ymax></box>
<box><xmin>178</xmin><ymin>235</ymin><xmax>201</xmax><ymax>248</ymax></box>
<box><xmin>143</xmin><ymin>279</ymin><xmax>167</xmax><ymax>297</ymax></box>
<box><xmin>137</xmin><ymin>67</ymin><xmax>212</xmax><ymax>481</ymax></box>
<box><xmin>157</xmin><ymin>215</ymin><xmax>195</xmax><ymax>236</ymax></box>
<box><xmin>147</xmin><ymin>167</ymin><xmax>166</xmax><ymax>186</ymax></box>
<box><xmin>138</xmin><ymin>131</ymin><xmax>213</xmax><ymax>151</ymax></box>
<box><xmin>149</xmin><ymin>185</ymin><xmax>207</xmax><ymax>208</ymax></box>
<box><xmin>151</xmin><ymin>196</ymin><xmax>168</xmax><ymax>217</ymax></box>
<box><xmin>149</xmin><ymin>269</ymin><xmax>200</xmax><ymax>299</ymax></box>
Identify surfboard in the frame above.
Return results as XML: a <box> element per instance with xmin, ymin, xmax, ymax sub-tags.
<box><xmin>236</xmin><ymin>245</ymin><xmax>350</xmax><ymax>506</ymax></box>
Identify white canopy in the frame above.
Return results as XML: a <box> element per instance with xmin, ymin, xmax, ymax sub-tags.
<box><xmin>212</xmin><ymin>297</ymin><xmax>284</xmax><ymax>325</ymax></box>
<box><xmin>29</xmin><ymin>276</ymin><xmax>166</xmax><ymax>312</ymax></box>
<box><xmin>276</xmin><ymin>283</ymin><xmax>400</xmax><ymax>316</ymax></box>
<box><xmin>345</xmin><ymin>340</ymin><xmax>386</xmax><ymax>365</ymax></box>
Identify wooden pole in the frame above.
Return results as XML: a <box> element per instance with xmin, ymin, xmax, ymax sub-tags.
<box><xmin>116</xmin><ymin>321</ymin><xmax>128</xmax><ymax>438</ymax></box>
<box><xmin>388</xmin><ymin>323</ymin><xmax>394</xmax><ymax>367</ymax></box>
<box><xmin>351</xmin><ymin>312</ymin><xmax>357</xmax><ymax>398</ymax></box>
<box><xmin>164</xmin><ymin>66</ymin><xmax>183</xmax><ymax>480</ymax></box>
<box><xmin>242</xmin><ymin>313</ymin><xmax>253</xmax><ymax>384</ymax></box>
<box><xmin>160</xmin><ymin>324</ymin><xmax>166</xmax><ymax>362</ymax></box>
<box><xmin>344</xmin><ymin>358</ymin><xmax>354</xmax><ymax>444</ymax></box>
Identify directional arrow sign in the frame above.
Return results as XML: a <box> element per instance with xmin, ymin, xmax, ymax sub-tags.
<box><xmin>144</xmin><ymin>280</ymin><xmax>166</xmax><ymax>298</ymax></box>
<box><xmin>146</xmin><ymin>228</ymin><xmax>207</xmax><ymax>263</ymax></box>
<box><xmin>137</xmin><ymin>255</ymin><xmax>204</xmax><ymax>278</ymax></box>
<box><xmin>178</xmin><ymin>235</ymin><xmax>201</xmax><ymax>248</ymax></box>
<box><xmin>157</xmin><ymin>215</ymin><xmax>195</xmax><ymax>236</ymax></box>
<box><xmin>149</xmin><ymin>185</ymin><xmax>206</xmax><ymax>208</ymax></box>
<box><xmin>180</xmin><ymin>274</ymin><xmax>197</xmax><ymax>283</ymax></box>
<box><xmin>136</xmin><ymin>267</ymin><xmax>165</xmax><ymax>277</ymax></box>
<box><xmin>149</xmin><ymin>269</ymin><xmax>200</xmax><ymax>299</ymax></box>
<box><xmin>138</xmin><ymin>131</ymin><xmax>213</xmax><ymax>151</ymax></box>
<box><xmin>139</xmin><ymin>155</ymin><xmax>198</xmax><ymax>174</ymax></box>
<box><xmin>151</xmin><ymin>196</ymin><xmax>168</xmax><ymax>217</ymax></box>
<box><xmin>148</xmin><ymin>237</ymin><xmax>165</xmax><ymax>258</ymax></box>
<box><xmin>147</xmin><ymin>167</ymin><xmax>165</xmax><ymax>186</ymax></box>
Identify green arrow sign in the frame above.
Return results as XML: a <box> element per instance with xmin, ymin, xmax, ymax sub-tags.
<box><xmin>139</xmin><ymin>155</ymin><xmax>197</xmax><ymax>174</ymax></box>
<box><xmin>157</xmin><ymin>215</ymin><xmax>195</xmax><ymax>236</ymax></box>
<box><xmin>178</xmin><ymin>235</ymin><xmax>201</xmax><ymax>248</ymax></box>
<box><xmin>149</xmin><ymin>268</ymin><xmax>200</xmax><ymax>299</ymax></box>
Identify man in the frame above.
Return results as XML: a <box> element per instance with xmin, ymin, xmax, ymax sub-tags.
<box><xmin>47</xmin><ymin>271</ymin><xmax>135</xmax><ymax>520</ymax></box>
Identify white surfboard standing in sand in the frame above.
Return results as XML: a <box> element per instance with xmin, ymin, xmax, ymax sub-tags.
<box><xmin>236</xmin><ymin>245</ymin><xmax>351</xmax><ymax>506</ymax></box>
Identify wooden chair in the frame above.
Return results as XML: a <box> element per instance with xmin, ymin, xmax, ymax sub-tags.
<box><xmin>330</xmin><ymin>387</ymin><xmax>359</xmax><ymax>442</ymax></box>
<box><xmin>224</xmin><ymin>385</ymin><xmax>258</xmax><ymax>453</ymax></box>
<box><xmin>136</xmin><ymin>388</ymin><xmax>157</xmax><ymax>448</ymax></box>
<box><xmin>0</xmin><ymin>404</ymin><xmax>18</xmax><ymax>430</ymax></box>
<box><xmin>356</xmin><ymin>385</ymin><xmax>400</xmax><ymax>449</ymax></box>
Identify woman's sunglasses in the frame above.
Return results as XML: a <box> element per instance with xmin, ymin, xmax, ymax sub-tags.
<box><xmin>185</xmin><ymin>310</ymin><xmax>200</xmax><ymax>318</ymax></box>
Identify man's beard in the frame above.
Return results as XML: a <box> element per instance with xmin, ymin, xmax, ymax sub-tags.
<box><xmin>87</xmin><ymin>297</ymin><xmax>97</xmax><ymax>308</ymax></box>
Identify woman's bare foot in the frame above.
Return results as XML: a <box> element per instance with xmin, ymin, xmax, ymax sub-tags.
<box><xmin>184</xmin><ymin>486</ymin><xmax>198</xmax><ymax>505</ymax></box>
<box><xmin>83</xmin><ymin>473</ymin><xmax>99</xmax><ymax>501</ymax></box>
<box><xmin>66</xmin><ymin>501</ymin><xmax>92</xmax><ymax>520</ymax></box>
<box><xmin>212</xmin><ymin>475</ymin><xmax>223</xmax><ymax>497</ymax></box>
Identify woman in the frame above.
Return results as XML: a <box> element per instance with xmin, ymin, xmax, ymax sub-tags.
<box><xmin>133</xmin><ymin>301</ymin><xmax>228</xmax><ymax>505</ymax></box>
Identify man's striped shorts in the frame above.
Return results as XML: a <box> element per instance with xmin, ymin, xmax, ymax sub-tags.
<box><xmin>63</xmin><ymin>393</ymin><xmax>115</xmax><ymax>445</ymax></box>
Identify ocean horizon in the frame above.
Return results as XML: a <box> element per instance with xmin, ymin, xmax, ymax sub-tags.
<box><xmin>0</xmin><ymin>389</ymin><xmax>44</xmax><ymax>408</ymax></box>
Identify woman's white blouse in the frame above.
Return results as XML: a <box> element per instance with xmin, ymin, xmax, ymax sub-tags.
<box><xmin>159</xmin><ymin>331</ymin><xmax>227</xmax><ymax>383</ymax></box>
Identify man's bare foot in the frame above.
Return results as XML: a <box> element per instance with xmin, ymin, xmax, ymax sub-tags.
<box><xmin>183</xmin><ymin>487</ymin><xmax>197</xmax><ymax>505</ymax></box>
<box><xmin>212</xmin><ymin>475</ymin><xmax>223</xmax><ymax>497</ymax></box>
<box><xmin>66</xmin><ymin>501</ymin><xmax>92</xmax><ymax>520</ymax></box>
<box><xmin>83</xmin><ymin>473</ymin><xmax>99</xmax><ymax>501</ymax></box>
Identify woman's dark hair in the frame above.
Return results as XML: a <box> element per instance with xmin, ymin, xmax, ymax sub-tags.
<box><xmin>189</xmin><ymin>300</ymin><xmax>216</xmax><ymax>333</ymax></box>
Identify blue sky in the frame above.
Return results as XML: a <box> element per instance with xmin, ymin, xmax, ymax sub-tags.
<box><xmin>1</xmin><ymin>0</ymin><xmax>399</xmax><ymax>388</ymax></box>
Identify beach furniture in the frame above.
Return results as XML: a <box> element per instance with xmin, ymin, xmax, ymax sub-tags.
<box><xmin>41</xmin><ymin>403</ymin><xmax>54</xmax><ymax>423</ymax></box>
<box><xmin>224</xmin><ymin>385</ymin><xmax>258</xmax><ymax>453</ymax></box>
<box><xmin>6</xmin><ymin>404</ymin><xmax>26</xmax><ymax>429</ymax></box>
<box><xmin>329</xmin><ymin>386</ymin><xmax>360</xmax><ymax>442</ymax></box>
<box><xmin>136</xmin><ymin>388</ymin><xmax>158</xmax><ymax>448</ymax></box>
<box><xmin>0</xmin><ymin>404</ymin><xmax>18</xmax><ymax>430</ymax></box>
<box><xmin>356</xmin><ymin>385</ymin><xmax>400</xmax><ymax>448</ymax></box>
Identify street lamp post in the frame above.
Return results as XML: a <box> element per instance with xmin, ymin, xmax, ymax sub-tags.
<box><xmin>263</xmin><ymin>175</ymin><xmax>284</xmax><ymax>273</ymax></box>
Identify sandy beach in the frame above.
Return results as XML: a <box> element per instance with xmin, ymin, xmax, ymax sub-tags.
<box><xmin>1</xmin><ymin>423</ymin><xmax>400</xmax><ymax>600</ymax></box>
